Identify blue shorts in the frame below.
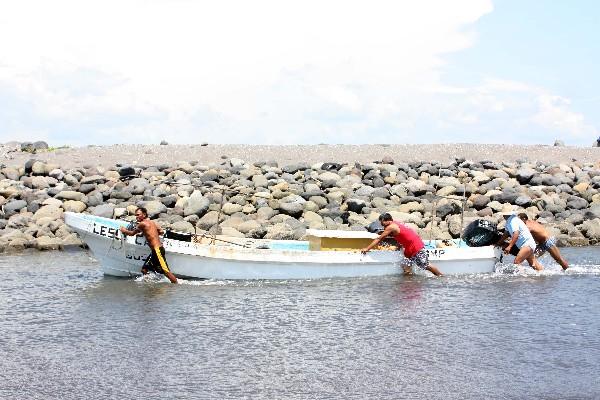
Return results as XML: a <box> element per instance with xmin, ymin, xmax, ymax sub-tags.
<box><xmin>537</xmin><ymin>236</ymin><xmax>557</xmax><ymax>255</ymax></box>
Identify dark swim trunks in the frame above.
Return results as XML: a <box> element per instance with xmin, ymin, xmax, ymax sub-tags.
<box><xmin>405</xmin><ymin>248</ymin><xmax>430</xmax><ymax>270</ymax></box>
<box><xmin>142</xmin><ymin>246</ymin><xmax>171</xmax><ymax>274</ymax></box>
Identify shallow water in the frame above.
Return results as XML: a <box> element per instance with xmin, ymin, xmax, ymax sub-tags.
<box><xmin>1</xmin><ymin>247</ymin><xmax>599</xmax><ymax>399</ymax></box>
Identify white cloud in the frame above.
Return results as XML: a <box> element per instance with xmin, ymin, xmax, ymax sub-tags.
<box><xmin>532</xmin><ymin>94</ymin><xmax>597</xmax><ymax>137</ymax></box>
<box><xmin>13</xmin><ymin>0</ymin><xmax>593</xmax><ymax>146</ymax></box>
<box><xmin>0</xmin><ymin>0</ymin><xmax>500</xmax><ymax>144</ymax></box>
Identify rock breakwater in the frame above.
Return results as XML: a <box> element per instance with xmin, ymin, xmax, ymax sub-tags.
<box><xmin>1</xmin><ymin>157</ymin><xmax>600</xmax><ymax>252</ymax></box>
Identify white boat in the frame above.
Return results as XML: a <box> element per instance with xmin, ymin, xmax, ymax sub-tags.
<box><xmin>64</xmin><ymin>212</ymin><xmax>501</xmax><ymax>280</ymax></box>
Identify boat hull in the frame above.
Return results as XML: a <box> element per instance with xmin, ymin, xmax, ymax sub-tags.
<box><xmin>65</xmin><ymin>212</ymin><xmax>500</xmax><ymax>279</ymax></box>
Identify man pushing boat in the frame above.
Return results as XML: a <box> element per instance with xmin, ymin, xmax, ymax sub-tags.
<box><xmin>120</xmin><ymin>207</ymin><xmax>178</xmax><ymax>284</ymax></box>
<box><xmin>361</xmin><ymin>213</ymin><xmax>443</xmax><ymax>277</ymax></box>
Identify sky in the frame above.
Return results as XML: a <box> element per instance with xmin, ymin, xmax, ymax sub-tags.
<box><xmin>0</xmin><ymin>0</ymin><xmax>598</xmax><ymax>146</ymax></box>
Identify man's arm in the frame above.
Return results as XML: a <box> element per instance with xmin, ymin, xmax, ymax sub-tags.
<box><xmin>495</xmin><ymin>231</ymin><xmax>509</xmax><ymax>246</ymax></box>
<box><xmin>504</xmin><ymin>231</ymin><xmax>519</xmax><ymax>254</ymax></box>
<box><xmin>120</xmin><ymin>222</ymin><xmax>142</xmax><ymax>236</ymax></box>
<box><xmin>361</xmin><ymin>226</ymin><xmax>394</xmax><ymax>254</ymax></box>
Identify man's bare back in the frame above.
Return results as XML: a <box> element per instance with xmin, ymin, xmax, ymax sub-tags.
<box><xmin>524</xmin><ymin>219</ymin><xmax>550</xmax><ymax>244</ymax></box>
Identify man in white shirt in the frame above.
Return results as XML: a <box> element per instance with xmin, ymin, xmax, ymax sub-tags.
<box><xmin>496</xmin><ymin>212</ymin><xmax>543</xmax><ymax>271</ymax></box>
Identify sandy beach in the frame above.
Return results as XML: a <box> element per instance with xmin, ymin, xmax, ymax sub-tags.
<box><xmin>3</xmin><ymin>143</ymin><xmax>600</xmax><ymax>169</ymax></box>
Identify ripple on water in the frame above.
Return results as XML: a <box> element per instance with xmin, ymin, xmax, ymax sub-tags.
<box><xmin>1</xmin><ymin>246</ymin><xmax>600</xmax><ymax>399</ymax></box>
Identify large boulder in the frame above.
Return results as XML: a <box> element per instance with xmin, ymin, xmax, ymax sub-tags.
<box><xmin>140</xmin><ymin>201</ymin><xmax>167</xmax><ymax>218</ymax></box>
<box><xmin>515</xmin><ymin>168</ymin><xmax>537</xmax><ymax>184</ymax></box>
<box><xmin>33</xmin><ymin>205</ymin><xmax>63</xmax><ymax>222</ymax></box>
<box><xmin>170</xmin><ymin>220</ymin><xmax>196</xmax><ymax>234</ymax></box>
<box><xmin>62</xmin><ymin>200</ymin><xmax>87</xmax><ymax>213</ymax></box>
<box><xmin>183</xmin><ymin>192</ymin><xmax>210</xmax><ymax>217</ymax></box>
<box><xmin>3</xmin><ymin>200</ymin><xmax>28</xmax><ymax>215</ymax></box>
<box><xmin>278</xmin><ymin>202</ymin><xmax>304</xmax><ymax>218</ymax></box>
<box><xmin>580</xmin><ymin>219</ymin><xmax>600</xmax><ymax>243</ymax></box>
<box><xmin>91</xmin><ymin>204</ymin><xmax>115</xmax><ymax>218</ymax></box>
<box><xmin>56</xmin><ymin>191</ymin><xmax>86</xmax><ymax>202</ymax></box>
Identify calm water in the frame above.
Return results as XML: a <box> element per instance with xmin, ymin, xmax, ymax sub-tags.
<box><xmin>1</xmin><ymin>248</ymin><xmax>599</xmax><ymax>400</ymax></box>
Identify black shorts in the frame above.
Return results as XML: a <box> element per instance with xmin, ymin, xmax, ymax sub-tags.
<box><xmin>142</xmin><ymin>246</ymin><xmax>171</xmax><ymax>274</ymax></box>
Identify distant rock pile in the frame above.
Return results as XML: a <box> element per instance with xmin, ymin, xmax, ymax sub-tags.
<box><xmin>1</xmin><ymin>157</ymin><xmax>600</xmax><ymax>252</ymax></box>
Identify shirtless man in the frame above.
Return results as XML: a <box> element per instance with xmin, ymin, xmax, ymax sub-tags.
<box><xmin>519</xmin><ymin>213</ymin><xmax>569</xmax><ymax>270</ymax></box>
<box><xmin>496</xmin><ymin>212</ymin><xmax>543</xmax><ymax>271</ymax></box>
<box><xmin>361</xmin><ymin>213</ymin><xmax>443</xmax><ymax>277</ymax></box>
<box><xmin>120</xmin><ymin>207</ymin><xmax>178</xmax><ymax>283</ymax></box>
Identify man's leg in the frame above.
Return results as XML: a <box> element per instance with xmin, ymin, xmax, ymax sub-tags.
<box><xmin>515</xmin><ymin>246</ymin><xmax>542</xmax><ymax>271</ymax></box>
<box><xmin>426</xmin><ymin>264</ymin><xmax>443</xmax><ymax>277</ymax></box>
<box><xmin>155</xmin><ymin>248</ymin><xmax>178</xmax><ymax>284</ymax></box>
<box><xmin>548</xmin><ymin>246</ymin><xmax>569</xmax><ymax>270</ymax></box>
<box><xmin>141</xmin><ymin>253</ymin><xmax>152</xmax><ymax>275</ymax></box>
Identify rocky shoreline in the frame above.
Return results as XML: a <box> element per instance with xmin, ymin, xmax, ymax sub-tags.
<box><xmin>1</xmin><ymin>147</ymin><xmax>600</xmax><ymax>253</ymax></box>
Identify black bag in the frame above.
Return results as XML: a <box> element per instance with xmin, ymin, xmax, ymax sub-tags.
<box><xmin>164</xmin><ymin>230</ymin><xmax>193</xmax><ymax>242</ymax></box>
<box><xmin>462</xmin><ymin>219</ymin><xmax>501</xmax><ymax>247</ymax></box>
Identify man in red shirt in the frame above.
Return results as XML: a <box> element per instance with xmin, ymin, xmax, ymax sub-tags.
<box><xmin>361</xmin><ymin>213</ymin><xmax>443</xmax><ymax>277</ymax></box>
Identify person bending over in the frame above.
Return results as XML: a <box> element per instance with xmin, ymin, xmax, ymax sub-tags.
<box><xmin>361</xmin><ymin>213</ymin><xmax>443</xmax><ymax>277</ymax></box>
<box><xmin>120</xmin><ymin>207</ymin><xmax>178</xmax><ymax>284</ymax></box>
<box><xmin>496</xmin><ymin>212</ymin><xmax>543</xmax><ymax>271</ymax></box>
<box><xmin>519</xmin><ymin>213</ymin><xmax>568</xmax><ymax>270</ymax></box>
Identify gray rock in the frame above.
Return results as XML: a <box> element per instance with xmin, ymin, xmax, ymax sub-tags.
<box><xmin>80</xmin><ymin>175</ymin><xmax>106</xmax><ymax>185</ymax></box>
<box><xmin>471</xmin><ymin>195</ymin><xmax>490</xmax><ymax>210</ymax></box>
<box><xmin>355</xmin><ymin>186</ymin><xmax>375</xmax><ymax>197</ymax></box>
<box><xmin>78</xmin><ymin>183</ymin><xmax>96</xmax><ymax>194</ymax></box>
<box><xmin>371</xmin><ymin>187</ymin><xmax>390</xmax><ymax>199</ymax></box>
<box><xmin>281</xmin><ymin>163</ymin><xmax>310</xmax><ymax>174</ymax></box>
<box><xmin>436</xmin><ymin>202</ymin><xmax>462</xmax><ymax>219</ymax></box>
<box><xmin>278</xmin><ymin>202</ymin><xmax>304</xmax><ymax>218</ymax></box>
<box><xmin>264</xmin><ymin>222</ymin><xmax>304</xmax><ymax>240</ymax></box>
<box><xmin>4</xmin><ymin>200</ymin><xmax>28</xmax><ymax>214</ymax></box>
<box><xmin>491</xmin><ymin>189</ymin><xmax>520</xmax><ymax>204</ymax></box>
<box><xmin>221</xmin><ymin>203</ymin><xmax>243</xmax><ymax>215</ymax></box>
<box><xmin>118</xmin><ymin>166</ymin><xmax>136</xmax><ymax>177</ymax></box>
<box><xmin>237</xmin><ymin>220</ymin><xmax>262</xmax><ymax>234</ymax></box>
<box><xmin>91</xmin><ymin>204</ymin><xmax>115</xmax><ymax>218</ymax></box>
<box><xmin>514</xmin><ymin>195</ymin><xmax>532</xmax><ymax>207</ymax></box>
<box><xmin>31</xmin><ymin>161</ymin><xmax>47</xmax><ymax>175</ymax></box>
<box><xmin>196</xmin><ymin>211</ymin><xmax>225</xmax><ymax>231</ymax></box>
<box><xmin>515</xmin><ymin>168</ymin><xmax>537</xmax><ymax>184</ymax></box>
<box><xmin>30</xmin><ymin>176</ymin><xmax>49</xmax><ymax>189</ymax></box>
<box><xmin>170</xmin><ymin>220</ymin><xmax>195</xmax><ymax>234</ymax></box>
<box><xmin>184</xmin><ymin>192</ymin><xmax>210</xmax><ymax>217</ymax></box>
<box><xmin>56</xmin><ymin>190</ymin><xmax>85</xmax><ymax>202</ymax></box>
<box><xmin>584</xmin><ymin>204</ymin><xmax>600</xmax><ymax>219</ymax></box>
<box><xmin>346</xmin><ymin>198</ymin><xmax>367</xmax><ymax>213</ymax></box>
<box><xmin>62</xmin><ymin>200</ymin><xmax>87</xmax><ymax>213</ymax></box>
<box><xmin>86</xmin><ymin>191</ymin><xmax>104</xmax><ymax>207</ymax></box>
<box><xmin>33</xmin><ymin>205</ymin><xmax>63</xmax><ymax>222</ymax></box>
<box><xmin>1</xmin><ymin>167</ymin><xmax>20</xmax><ymax>181</ymax></box>
<box><xmin>160</xmin><ymin>195</ymin><xmax>178</xmax><ymax>208</ymax></box>
<box><xmin>580</xmin><ymin>219</ymin><xmax>600</xmax><ymax>242</ymax></box>
<box><xmin>110</xmin><ymin>190</ymin><xmax>132</xmax><ymax>200</ymax></box>
<box><xmin>63</xmin><ymin>174</ymin><xmax>79</xmax><ymax>186</ymax></box>
<box><xmin>221</xmin><ymin>227</ymin><xmax>245</xmax><ymax>238</ymax></box>
<box><xmin>139</xmin><ymin>201</ymin><xmax>166</xmax><ymax>218</ymax></box>
<box><xmin>566</xmin><ymin>197</ymin><xmax>588</xmax><ymax>210</ymax></box>
<box><xmin>7</xmin><ymin>214</ymin><xmax>32</xmax><ymax>228</ymax></box>
<box><xmin>34</xmin><ymin>236</ymin><xmax>63</xmax><ymax>251</ymax></box>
